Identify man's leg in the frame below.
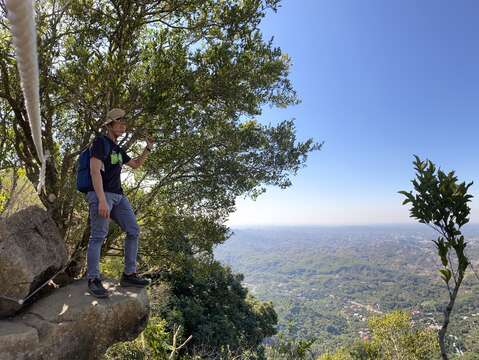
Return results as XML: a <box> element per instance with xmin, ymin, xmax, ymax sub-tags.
<box><xmin>111</xmin><ymin>195</ymin><xmax>149</xmax><ymax>287</ymax></box>
<box><xmin>86</xmin><ymin>191</ymin><xmax>113</xmax><ymax>280</ymax></box>
<box><xmin>110</xmin><ymin>195</ymin><xmax>140</xmax><ymax>275</ymax></box>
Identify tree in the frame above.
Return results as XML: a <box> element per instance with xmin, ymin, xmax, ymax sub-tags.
<box><xmin>266</xmin><ymin>331</ymin><xmax>317</xmax><ymax>360</ymax></box>
<box><xmin>0</xmin><ymin>0</ymin><xmax>320</xmax><ymax>356</ymax></box>
<box><xmin>367</xmin><ymin>310</ymin><xmax>439</xmax><ymax>360</ymax></box>
<box><xmin>0</xmin><ymin>0</ymin><xmax>320</xmax><ymax>275</ymax></box>
<box><xmin>162</xmin><ymin>258</ymin><xmax>278</xmax><ymax>356</ymax></box>
<box><xmin>399</xmin><ymin>156</ymin><xmax>473</xmax><ymax>360</ymax></box>
<box><xmin>318</xmin><ymin>310</ymin><xmax>439</xmax><ymax>360</ymax></box>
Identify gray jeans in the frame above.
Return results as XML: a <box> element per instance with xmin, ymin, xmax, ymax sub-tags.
<box><xmin>86</xmin><ymin>191</ymin><xmax>139</xmax><ymax>280</ymax></box>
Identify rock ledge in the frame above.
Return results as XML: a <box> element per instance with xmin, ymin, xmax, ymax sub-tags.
<box><xmin>0</xmin><ymin>279</ymin><xmax>149</xmax><ymax>360</ymax></box>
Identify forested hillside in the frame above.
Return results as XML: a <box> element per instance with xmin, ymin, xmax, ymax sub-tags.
<box><xmin>215</xmin><ymin>226</ymin><xmax>479</xmax><ymax>357</ymax></box>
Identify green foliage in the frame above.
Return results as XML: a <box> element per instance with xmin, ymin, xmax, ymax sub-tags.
<box><xmin>0</xmin><ymin>188</ymin><xmax>7</xmax><ymax>214</ymax></box>
<box><xmin>142</xmin><ymin>317</ymin><xmax>172</xmax><ymax>359</ymax></box>
<box><xmin>399</xmin><ymin>155</ymin><xmax>473</xmax><ymax>230</ymax></box>
<box><xmin>458</xmin><ymin>353</ymin><xmax>479</xmax><ymax>360</ymax></box>
<box><xmin>0</xmin><ymin>0</ymin><xmax>320</xmax><ymax>239</ymax></box>
<box><xmin>104</xmin><ymin>316</ymin><xmax>170</xmax><ymax>360</ymax></box>
<box><xmin>104</xmin><ymin>341</ymin><xmax>146</xmax><ymax>360</ymax></box>
<box><xmin>266</xmin><ymin>328</ymin><xmax>317</xmax><ymax>360</ymax></box>
<box><xmin>318</xmin><ymin>349</ymin><xmax>351</xmax><ymax>360</ymax></box>
<box><xmin>0</xmin><ymin>168</ymin><xmax>42</xmax><ymax>217</ymax></box>
<box><xmin>317</xmin><ymin>341</ymin><xmax>380</xmax><ymax>360</ymax></box>
<box><xmin>159</xmin><ymin>257</ymin><xmax>277</xmax><ymax>356</ymax></box>
<box><xmin>102</xmin><ymin>257</ymin><xmax>278</xmax><ymax>359</ymax></box>
<box><xmin>318</xmin><ymin>311</ymin><xmax>440</xmax><ymax>360</ymax></box>
<box><xmin>368</xmin><ymin>310</ymin><xmax>439</xmax><ymax>359</ymax></box>
<box><xmin>398</xmin><ymin>156</ymin><xmax>472</xmax><ymax>284</ymax></box>
<box><xmin>101</xmin><ymin>254</ymin><xmax>125</xmax><ymax>279</ymax></box>
<box><xmin>399</xmin><ymin>156</ymin><xmax>474</xmax><ymax>359</ymax></box>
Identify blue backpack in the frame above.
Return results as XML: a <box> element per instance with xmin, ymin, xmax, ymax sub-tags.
<box><xmin>76</xmin><ymin>136</ymin><xmax>111</xmax><ymax>193</ymax></box>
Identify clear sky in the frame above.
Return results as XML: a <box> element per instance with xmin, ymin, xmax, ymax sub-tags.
<box><xmin>228</xmin><ymin>0</ymin><xmax>479</xmax><ymax>226</ymax></box>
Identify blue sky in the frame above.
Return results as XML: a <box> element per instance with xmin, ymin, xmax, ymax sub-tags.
<box><xmin>228</xmin><ymin>0</ymin><xmax>479</xmax><ymax>226</ymax></box>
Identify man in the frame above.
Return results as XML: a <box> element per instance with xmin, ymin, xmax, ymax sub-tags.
<box><xmin>86</xmin><ymin>108</ymin><xmax>153</xmax><ymax>298</ymax></box>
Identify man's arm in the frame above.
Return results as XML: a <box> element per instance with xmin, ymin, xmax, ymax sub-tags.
<box><xmin>125</xmin><ymin>137</ymin><xmax>154</xmax><ymax>169</ymax></box>
<box><xmin>126</xmin><ymin>146</ymin><xmax>150</xmax><ymax>170</ymax></box>
<box><xmin>90</xmin><ymin>157</ymin><xmax>110</xmax><ymax>218</ymax></box>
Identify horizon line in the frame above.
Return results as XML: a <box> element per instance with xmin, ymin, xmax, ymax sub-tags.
<box><xmin>228</xmin><ymin>222</ymin><xmax>479</xmax><ymax>228</ymax></box>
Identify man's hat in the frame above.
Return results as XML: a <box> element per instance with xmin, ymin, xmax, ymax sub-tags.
<box><xmin>102</xmin><ymin>108</ymin><xmax>126</xmax><ymax>126</ymax></box>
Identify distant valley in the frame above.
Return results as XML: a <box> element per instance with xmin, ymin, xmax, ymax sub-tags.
<box><xmin>214</xmin><ymin>225</ymin><xmax>479</xmax><ymax>355</ymax></box>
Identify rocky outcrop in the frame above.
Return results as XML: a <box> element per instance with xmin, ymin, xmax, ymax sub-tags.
<box><xmin>0</xmin><ymin>278</ymin><xmax>150</xmax><ymax>360</ymax></box>
<box><xmin>0</xmin><ymin>206</ymin><xmax>68</xmax><ymax>317</ymax></box>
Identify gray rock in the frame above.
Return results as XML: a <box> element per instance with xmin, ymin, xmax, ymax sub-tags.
<box><xmin>0</xmin><ymin>279</ymin><xmax>150</xmax><ymax>360</ymax></box>
<box><xmin>0</xmin><ymin>321</ymin><xmax>39</xmax><ymax>357</ymax></box>
<box><xmin>0</xmin><ymin>206</ymin><xmax>68</xmax><ymax>317</ymax></box>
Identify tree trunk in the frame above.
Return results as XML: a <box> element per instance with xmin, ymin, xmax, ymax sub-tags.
<box><xmin>438</xmin><ymin>273</ymin><xmax>464</xmax><ymax>360</ymax></box>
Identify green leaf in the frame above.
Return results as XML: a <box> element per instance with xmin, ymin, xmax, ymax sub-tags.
<box><xmin>439</xmin><ymin>269</ymin><xmax>452</xmax><ymax>283</ymax></box>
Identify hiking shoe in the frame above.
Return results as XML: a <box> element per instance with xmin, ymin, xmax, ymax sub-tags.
<box><xmin>88</xmin><ymin>278</ymin><xmax>109</xmax><ymax>298</ymax></box>
<box><xmin>120</xmin><ymin>272</ymin><xmax>150</xmax><ymax>288</ymax></box>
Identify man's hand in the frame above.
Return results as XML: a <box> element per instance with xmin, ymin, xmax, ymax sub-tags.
<box><xmin>126</xmin><ymin>136</ymin><xmax>155</xmax><ymax>169</ymax></box>
<box><xmin>90</xmin><ymin>157</ymin><xmax>109</xmax><ymax>218</ymax></box>
<box><xmin>98</xmin><ymin>199</ymin><xmax>110</xmax><ymax>219</ymax></box>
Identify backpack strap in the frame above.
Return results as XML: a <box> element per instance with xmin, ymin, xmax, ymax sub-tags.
<box><xmin>100</xmin><ymin>135</ymin><xmax>111</xmax><ymax>161</ymax></box>
<box><xmin>88</xmin><ymin>135</ymin><xmax>111</xmax><ymax>162</ymax></box>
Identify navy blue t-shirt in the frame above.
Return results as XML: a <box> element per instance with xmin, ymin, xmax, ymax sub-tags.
<box><xmin>89</xmin><ymin>135</ymin><xmax>131</xmax><ymax>194</ymax></box>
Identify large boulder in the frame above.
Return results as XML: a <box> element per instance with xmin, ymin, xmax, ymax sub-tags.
<box><xmin>0</xmin><ymin>206</ymin><xmax>68</xmax><ymax>317</ymax></box>
<box><xmin>0</xmin><ymin>279</ymin><xmax>150</xmax><ymax>360</ymax></box>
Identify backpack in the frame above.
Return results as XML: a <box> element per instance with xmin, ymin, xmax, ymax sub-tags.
<box><xmin>76</xmin><ymin>135</ymin><xmax>111</xmax><ymax>193</ymax></box>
